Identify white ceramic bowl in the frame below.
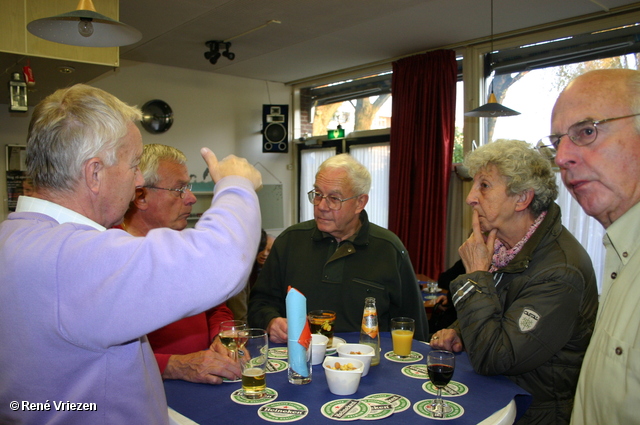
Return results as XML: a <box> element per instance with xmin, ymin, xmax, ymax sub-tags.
<box><xmin>323</xmin><ymin>357</ymin><xmax>364</xmax><ymax>395</ymax></box>
<box><xmin>336</xmin><ymin>343</ymin><xmax>375</xmax><ymax>377</ymax></box>
<box><xmin>311</xmin><ymin>334</ymin><xmax>329</xmax><ymax>365</ymax></box>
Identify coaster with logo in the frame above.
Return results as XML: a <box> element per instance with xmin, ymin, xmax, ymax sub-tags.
<box><xmin>413</xmin><ymin>399</ymin><xmax>464</xmax><ymax>420</ymax></box>
<box><xmin>360</xmin><ymin>398</ymin><xmax>394</xmax><ymax>420</ymax></box>
<box><xmin>266</xmin><ymin>359</ymin><xmax>288</xmax><ymax>373</ymax></box>
<box><xmin>422</xmin><ymin>381</ymin><xmax>468</xmax><ymax>397</ymax></box>
<box><xmin>268</xmin><ymin>347</ymin><xmax>288</xmax><ymax>359</ymax></box>
<box><xmin>257</xmin><ymin>401</ymin><xmax>309</xmax><ymax>423</ymax></box>
<box><xmin>230</xmin><ymin>388</ymin><xmax>278</xmax><ymax>405</ymax></box>
<box><xmin>400</xmin><ymin>364</ymin><xmax>429</xmax><ymax>379</ymax></box>
<box><xmin>365</xmin><ymin>393</ymin><xmax>411</xmax><ymax>413</ymax></box>
<box><xmin>222</xmin><ymin>376</ymin><xmax>242</xmax><ymax>383</ymax></box>
<box><xmin>383</xmin><ymin>350</ymin><xmax>423</xmax><ymax>363</ymax></box>
<box><xmin>320</xmin><ymin>399</ymin><xmax>371</xmax><ymax>421</ymax></box>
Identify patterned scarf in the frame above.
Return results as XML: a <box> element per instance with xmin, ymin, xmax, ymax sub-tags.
<box><xmin>489</xmin><ymin>211</ymin><xmax>547</xmax><ymax>273</ymax></box>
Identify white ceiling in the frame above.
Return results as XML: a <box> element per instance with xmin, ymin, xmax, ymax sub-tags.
<box><xmin>4</xmin><ymin>0</ymin><xmax>640</xmax><ymax>107</ymax></box>
<box><xmin>118</xmin><ymin>0</ymin><xmax>640</xmax><ymax>84</ymax></box>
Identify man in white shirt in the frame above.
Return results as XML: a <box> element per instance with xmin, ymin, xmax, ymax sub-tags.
<box><xmin>0</xmin><ymin>84</ymin><xmax>262</xmax><ymax>425</ymax></box>
<box><xmin>544</xmin><ymin>68</ymin><xmax>640</xmax><ymax>425</ymax></box>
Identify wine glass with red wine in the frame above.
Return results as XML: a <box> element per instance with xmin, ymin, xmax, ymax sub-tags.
<box><xmin>427</xmin><ymin>350</ymin><xmax>456</xmax><ymax>416</ymax></box>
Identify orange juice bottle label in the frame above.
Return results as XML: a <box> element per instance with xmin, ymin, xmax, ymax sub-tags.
<box><xmin>361</xmin><ymin>310</ymin><xmax>378</xmax><ymax>338</ymax></box>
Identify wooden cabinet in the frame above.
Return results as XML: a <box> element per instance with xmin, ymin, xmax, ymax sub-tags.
<box><xmin>0</xmin><ymin>0</ymin><xmax>120</xmax><ymax>107</ymax></box>
<box><xmin>187</xmin><ymin>192</ymin><xmax>214</xmax><ymax>227</ymax></box>
<box><xmin>187</xmin><ymin>183</ymin><xmax>284</xmax><ymax>230</ymax></box>
<box><xmin>0</xmin><ymin>0</ymin><xmax>119</xmax><ymax>66</ymax></box>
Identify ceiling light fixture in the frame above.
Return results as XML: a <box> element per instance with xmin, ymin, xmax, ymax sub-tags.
<box><xmin>27</xmin><ymin>0</ymin><xmax>142</xmax><ymax>48</ymax></box>
<box><xmin>465</xmin><ymin>0</ymin><xmax>520</xmax><ymax>117</ymax></box>
<box><xmin>203</xmin><ymin>20</ymin><xmax>281</xmax><ymax>66</ymax></box>
<box><xmin>205</xmin><ymin>41</ymin><xmax>235</xmax><ymax>65</ymax></box>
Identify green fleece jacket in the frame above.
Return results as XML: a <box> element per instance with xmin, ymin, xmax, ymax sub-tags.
<box><xmin>450</xmin><ymin>202</ymin><xmax>598</xmax><ymax>425</ymax></box>
<box><xmin>248</xmin><ymin>210</ymin><xmax>429</xmax><ymax>341</ymax></box>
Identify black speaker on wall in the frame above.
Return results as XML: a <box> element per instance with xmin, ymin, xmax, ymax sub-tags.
<box><xmin>262</xmin><ymin>104</ymin><xmax>289</xmax><ymax>153</ymax></box>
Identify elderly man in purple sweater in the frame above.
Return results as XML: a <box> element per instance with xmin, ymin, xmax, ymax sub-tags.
<box><xmin>0</xmin><ymin>84</ymin><xmax>262</xmax><ymax>425</ymax></box>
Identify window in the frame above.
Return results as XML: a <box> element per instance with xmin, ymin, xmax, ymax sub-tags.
<box><xmin>297</xmin><ymin>72</ymin><xmax>394</xmax><ymax>226</ymax></box>
<box><xmin>299</xmin><ymin>73</ymin><xmax>392</xmax><ymax>139</ymax></box>
<box><xmin>479</xmin><ymin>23</ymin><xmax>640</xmax><ymax>291</ymax></box>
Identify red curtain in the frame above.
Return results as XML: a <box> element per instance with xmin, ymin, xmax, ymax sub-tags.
<box><xmin>388</xmin><ymin>50</ymin><xmax>457</xmax><ymax>279</ymax></box>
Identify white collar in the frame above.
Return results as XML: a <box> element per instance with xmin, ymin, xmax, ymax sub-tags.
<box><xmin>15</xmin><ymin>196</ymin><xmax>106</xmax><ymax>231</ymax></box>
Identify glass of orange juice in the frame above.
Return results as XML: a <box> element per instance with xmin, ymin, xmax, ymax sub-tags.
<box><xmin>391</xmin><ymin>317</ymin><xmax>415</xmax><ymax>358</ymax></box>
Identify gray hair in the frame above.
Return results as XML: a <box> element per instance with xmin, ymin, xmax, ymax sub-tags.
<box><xmin>463</xmin><ymin>139</ymin><xmax>558</xmax><ymax>216</ymax></box>
<box><xmin>139</xmin><ymin>144</ymin><xmax>187</xmax><ymax>186</ymax></box>
<box><xmin>26</xmin><ymin>84</ymin><xmax>142</xmax><ymax>192</ymax></box>
<box><xmin>317</xmin><ymin>153</ymin><xmax>371</xmax><ymax>195</ymax></box>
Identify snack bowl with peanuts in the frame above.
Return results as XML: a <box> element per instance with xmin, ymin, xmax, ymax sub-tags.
<box><xmin>336</xmin><ymin>343</ymin><xmax>375</xmax><ymax>377</ymax></box>
<box><xmin>323</xmin><ymin>357</ymin><xmax>365</xmax><ymax>396</ymax></box>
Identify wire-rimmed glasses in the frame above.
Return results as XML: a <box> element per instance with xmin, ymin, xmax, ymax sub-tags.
<box><xmin>307</xmin><ymin>190</ymin><xmax>360</xmax><ymax>211</ymax></box>
<box><xmin>536</xmin><ymin>113</ymin><xmax>640</xmax><ymax>160</ymax></box>
<box><xmin>145</xmin><ymin>183</ymin><xmax>193</xmax><ymax>198</ymax></box>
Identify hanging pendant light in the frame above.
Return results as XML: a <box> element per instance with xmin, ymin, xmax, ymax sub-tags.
<box><xmin>465</xmin><ymin>0</ymin><xmax>520</xmax><ymax>118</ymax></box>
<box><xmin>465</xmin><ymin>91</ymin><xmax>520</xmax><ymax>117</ymax></box>
<box><xmin>27</xmin><ymin>0</ymin><xmax>142</xmax><ymax>48</ymax></box>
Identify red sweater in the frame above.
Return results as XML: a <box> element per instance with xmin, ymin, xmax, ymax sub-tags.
<box><xmin>110</xmin><ymin>225</ymin><xmax>235</xmax><ymax>374</ymax></box>
<box><xmin>147</xmin><ymin>303</ymin><xmax>234</xmax><ymax>373</ymax></box>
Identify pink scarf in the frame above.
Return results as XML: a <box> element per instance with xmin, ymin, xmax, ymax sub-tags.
<box><xmin>489</xmin><ymin>211</ymin><xmax>547</xmax><ymax>273</ymax></box>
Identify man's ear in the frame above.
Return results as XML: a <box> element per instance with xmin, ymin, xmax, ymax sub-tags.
<box><xmin>84</xmin><ymin>157</ymin><xmax>104</xmax><ymax>194</ymax></box>
<box><xmin>515</xmin><ymin>189</ymin><xmax>534</xmax><ymax>212</ymax></box>
<box><xmin>132</xmin><ymin>187</ymin><xmax>149</xmax><ymax>210</ymax></box>
<box><xmin>355</xmin><ymin>194</ymin><xmax>369</xmax><ymax>213</ymax></box>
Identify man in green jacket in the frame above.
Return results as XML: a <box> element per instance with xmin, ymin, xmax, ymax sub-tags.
<box><xmin>248</xmin><ymin>153</ymin><xmax>428</xmax><ymax>343</ymax></box>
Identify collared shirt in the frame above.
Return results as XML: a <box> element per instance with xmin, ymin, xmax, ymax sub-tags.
<box><xmin>0</xmin><ymin>176</ymin><xmax>261</xmax><ymax>425</ymax></box>
<box><xmin>16</xmin><ymin>195</ymin><xmax>105</xmax><ymax>231</ymax></box>
<box><xmin>570</xmin><ymin>201</ymin><xmax>640</xmax><ymax>425</ymax></box>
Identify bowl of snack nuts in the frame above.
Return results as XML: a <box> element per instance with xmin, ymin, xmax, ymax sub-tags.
<box><xmin>323</xmin><ymin>357</ymin><xmax>364</xmax><ymax>395</ymax></box>
<box><xmin>336</xmin><ymin>343</ymin><xmax>375</xmax><ymax>377</ymax></box>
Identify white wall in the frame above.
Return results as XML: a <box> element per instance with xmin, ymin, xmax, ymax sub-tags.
<box><xmin>0</xmin><ymin>60</ymin><xmax>295</xmax><ymax>230</ymax></box>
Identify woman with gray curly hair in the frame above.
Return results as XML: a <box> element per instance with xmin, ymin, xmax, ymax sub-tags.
<box><xmin>431</xmin><ymin>139</ymin><xmax>598</xmax><ymax>425</ymax></box>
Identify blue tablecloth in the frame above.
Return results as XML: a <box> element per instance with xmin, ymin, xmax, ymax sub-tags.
<box><xmin>165</xmin><ymin>332</ymin><xmax>531</xmax><ymax>424</ymax></box>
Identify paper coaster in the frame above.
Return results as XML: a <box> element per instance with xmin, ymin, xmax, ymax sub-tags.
<box><xmin>360</xmin><ymin>398</ymin><xmax>394</xmax><ymax>420</ymax></box>
<box><xmin>422</xmin><ymin>381</ymin><xmax>468</xmax><ymax>397</ymax></box>
<box><xmin>383</xmin><ymin>351</ymin><xmax>423</xmax><ymax>363</ymax></box>
<box><xmin>257</xmin><ymin>401</ymin><xmax>309</xmax><ymax>423</ymax></box>
<box><xmin>401</xmin><ymin>364</ymin><xmax>429</xmax><ymax>379</ymax></box>
<box><xmin>320</xmin><ymin>399</ymin><xmax>371</xmax><ymax>421</ymax></box>
<box><xmin>222</xmin><ymin>376</ymin><xmax>242</xmax><ymax>383</ymax></box>
<box><xmin>268</xmin><ymin>347</ymin><xmax>288</xmax><ymax>359</ymax></box>
<box><xmin>413</xmin><ymin>399</ymin><xmax>464</xmax><ymax>420</ymax></box>
<box><xmin>365</xmin><ymin>393</ymin><xmax>411</xmax><ymax>413</ymax></box>
<box><xmin>266</xmin><ymin>359</ymin><xmax>288</xmax><ymax>373</ymax></box>
<box><xmin>230</xmin><ymin>387</ymin><xmax>278</xmax><ymax>405</ymax></box>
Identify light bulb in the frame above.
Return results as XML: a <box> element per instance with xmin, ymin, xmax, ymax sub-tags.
<box><xmin>78</xmin><ymin>19</ymin><xmax>94</xmax><ymax>37</ymax></box>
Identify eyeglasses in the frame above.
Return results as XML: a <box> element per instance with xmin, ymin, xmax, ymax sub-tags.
<box><xmin>307</xmin><ymin>190</ymin><xmax>360</xmax><ymax>211</ymax></box>
<box><xmin>145</xmin><ymin>183</ymin><xmax>193</xmax><ymax>199</ymax></box>
<box><xmin>536</xmin><ymin>113</ymin><xmax>640</xmax><ymax>159</ymax></box>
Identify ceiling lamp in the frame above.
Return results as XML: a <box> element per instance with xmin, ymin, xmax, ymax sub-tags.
<box><xmin>202</xmin><ymin>20</ymin><xmax>281</xmax><ymax>65</ymax></box>
<box><xmin>465</xmin><ymin>91</ymin><xmax>520</xmax><ymax>117</ymax></box>
<box><xmin>27</xmin><ymin>0</ymin><xmax>142</xmax><ymax>48</ymax></box>
<box><xmin>465</xmin><ymin>0</ymin><xmax>520</xmax><ymax>118</ymax></box>
<box><xmin>204</xmin><ymin>41</ymin><xmax>235</xmax><ymax>65</ymax></box>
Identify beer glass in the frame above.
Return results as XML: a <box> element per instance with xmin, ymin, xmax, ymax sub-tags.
<box><xmin>237</xmin><ymin>328</ymin><xmax>268</xmax><ymax>399</ymax></box>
